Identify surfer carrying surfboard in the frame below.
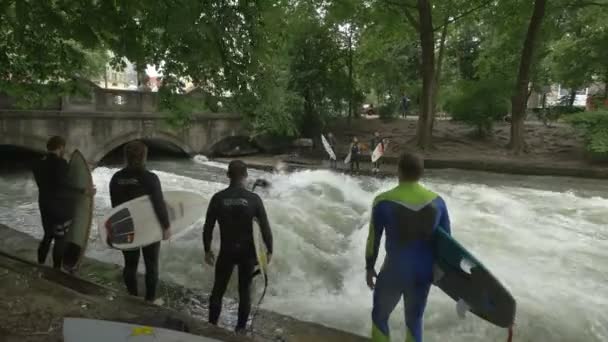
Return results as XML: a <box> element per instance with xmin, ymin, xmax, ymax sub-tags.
<box><xmin>33</xmin><ymin>136</ymin><xmax>95</xmax><ymax>269</ymax></box>
<box><xmin>327</xmin><ymin>132</ymin><xmax>337</xmax><ymax>169</ymax></box>
<box><xmin>365</xmin><ymin>152</ymin><xmax>452</xmax><ymax>342</ymax></box>
<box><xmin>370</xmin><ymin>132</ymin><xmax>382</xmax><ymax>173</ymax></box>
<box><xmin>348</xmin><ymin>137</ymin><xmax>361</xmax><ymax>173</ymax></box>
<box><xmin>109</xmin><ymin>141</ymin><xmax>171</xmax><ymax>303</ymax></box>
<box><xmin>203</xmin><ymin>160</ymin><xmax>273</xmax><ymax>333</ymax></box>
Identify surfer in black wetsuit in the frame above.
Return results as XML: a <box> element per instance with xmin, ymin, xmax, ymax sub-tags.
<box><xmin>349</xmin><ymin>137</ymin><xmax>361</xmax><ymax>173</ymax></box>
<box><xmin>203</xmin><ymin>160</ymin><xmax>273</xmax><ymax>333</ymax></box>
<box><xmin>328</xmin><ymin>132</ymin><xmax>337</xmax><ymax>169</ymax></box>
<box><xmin>33</xmin><ymin>136</ymin><xmax>94</xmax><ymax>269</ymax></box>
<box><xmin>370</xmin><ymin>132</ymin><xmax>382</xmax><ymax>174</ymax></box>
<box><xmin>109</xmin><ymin>141</ymin><xmax>171</xmax><ymax>302</ymax></box>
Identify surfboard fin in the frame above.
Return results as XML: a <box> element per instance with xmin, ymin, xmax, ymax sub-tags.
<box><xmin>456</xmin><ymin>299</ymin><xmax>470</xmax><ymax>319</ymax></box>
<box><xmin>432</xmin><ymin>264</ymin><xmax>445</xmax><ymax>284</ymax></box>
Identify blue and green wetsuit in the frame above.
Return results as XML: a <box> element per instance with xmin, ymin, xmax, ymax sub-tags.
<box><xmin>366</xmin><ymin>182</ymin><xmax>451</xmax><ymax>342</ymax></box>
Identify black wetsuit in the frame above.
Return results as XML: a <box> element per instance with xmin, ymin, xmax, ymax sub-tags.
<box><xmin>33</xmin><ymin>153</ymin><xmax>80</xmax><ymax>268</ymax></box>
<box><xmin>109</xmin><ymin>167</ymin><xmax>170</xmax><ymax>301</ymax></box>
<box><xmin>328</xmin><ymin>136</ymin><xmax>337</xmax><ymax>169</ymax></box>
<box><xmin>350</xmin><ymin>143</ymin><xmax>361</xmax><ymax>172</ymax></box>
<box><xmin>202</xmin><ymin>184</ymin><xmax>273</xmax><ymax>330</ymax></box>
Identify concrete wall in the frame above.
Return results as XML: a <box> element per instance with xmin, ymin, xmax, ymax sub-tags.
<box><xmin>0</xmin><ymin>111</ymin><xmax>244</xmax><ymax>164</ymax></box>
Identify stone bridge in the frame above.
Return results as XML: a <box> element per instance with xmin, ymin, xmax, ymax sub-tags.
<box><xmin>0</xmin><ymin>87</ymin><xmax>248</xmax><ymax>164</ymax></box>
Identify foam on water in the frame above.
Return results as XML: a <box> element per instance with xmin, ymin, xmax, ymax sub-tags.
<box><xmin>1</xmin><ymin>162</ymin><xmax>607</xmax><ymax>341</ymax></box>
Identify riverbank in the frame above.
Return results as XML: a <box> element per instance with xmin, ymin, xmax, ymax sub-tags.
<box><xmin>218</xmin><ymin>152</ymin><xmax>608</xmax><ymax>180</ymax></box>
<box><xmin>0</xmin><ymin>224</ymin><xmax>367</xmax><ymax>342</ymax></box>
<box><xmin>292</xmin><ymin>117</ymin><xmax>608</xmax><ymax>179</ymax></box>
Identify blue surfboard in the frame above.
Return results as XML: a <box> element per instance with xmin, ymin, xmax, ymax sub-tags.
<box><xmin>433</xmin><ymin>229</ymin><xmax>516</xmax><ymax>328</ymax></box>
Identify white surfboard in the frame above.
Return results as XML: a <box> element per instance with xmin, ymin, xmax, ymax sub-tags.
<box><xmin>320</xmin><ymin>134</ymin><xmax>336</xmax><ymax>160</ymax></box>
<box><xmin>344</xmin><ymin>151</ymin><xmax>352</xmax><ymax>165</ymax></box>
<box><xmin>371</xmin><ymin>141</ymin><xmax>387</xmax><ymax>163</ymax></box>
<box><xmin>63</xmin><ymin>318</ymin><xmax>223</xmax><ymax>342</ymax></box>
<box><xmin>253</xmin><ymin>219</ymin><xmax>268</xmax><ymax>276</ymax></box>
<box><xmin>99</xmin><ymin>191</ymin><xmax>205</xmax><ymax>250</ymax></box>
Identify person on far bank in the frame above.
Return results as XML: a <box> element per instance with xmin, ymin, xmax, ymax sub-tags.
<box><xmin>349</xmin><ymin>136</ymin><xmax>361</xmax><ymax>174</ymax></box>
<box><xmin>366</xmin><ymin>152</ymin><xmax>451</xmax><ymax>342</ymax></box>
<box><xmin>109</xmin><ymin>141</ymin><xmax>171</xmax><ymax>303</ymax></box>
<box><xmin>370</xmin><ymin>131</ymin><xmax>382</xmax><ymax>174</ymax></box>
<box><xmin>203</xmin><ymin>160</ymin><xmax>273</xmax><ymax>333</ymax></box>
<box><xmin>33</xmin><ymin>136</ymin><xmax>95</xmax><ymax>270</ymax></box>
<box><xmin>327</xmin><ymin>132</ymin><xmax>337</xmax><ymax>169</ymax></box>
<box><xmin>401</xmin><ymin>94</ymin><xmax>410</xmax><ymax>118</ymax></box>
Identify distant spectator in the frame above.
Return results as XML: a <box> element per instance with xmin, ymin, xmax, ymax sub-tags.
<box><xmin>401</xmin><ymin>94</ymin><xmax>410</xmax><ymax>118</ymax></box>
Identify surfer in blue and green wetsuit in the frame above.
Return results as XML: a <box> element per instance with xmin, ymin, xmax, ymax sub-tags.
<box><xmin>365</xmin><ymin>152</ymin><xmax>451</xmax><ymax>342</ymax></box>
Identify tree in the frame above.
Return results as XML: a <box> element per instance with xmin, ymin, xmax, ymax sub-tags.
<box><xmin>0</xmin><ymin>0</ymin><xmax>264</xmax><ymax>111</ymax></box>
<box><xmin>509</xmin><ymin>0</ymin><xmax>547</xmax><ymax>153</ymax></box>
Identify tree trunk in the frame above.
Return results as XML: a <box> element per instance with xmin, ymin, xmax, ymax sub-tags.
<box><xmin>509</xmin><ymin>0</ymin><xmax>547</xmax><ymax>154</ymax></box>
<box><xmin>431</xmin><ymin>16</ymin><xmax>450</xmax><ymax>132</ymax></box>
<box><xmin>347</xmin><ymin>31</ymin><xmax>354</xmax><ymax>125</ymax></box>
<box><xmin>415</xmin><ymin>0</ymin><xmax>435</xmax><ymax>150</ymax></box>
<box><xmin>604</xmin><ymin>69</ymin><xmax>608</xmax><ymax>99</ymax></box>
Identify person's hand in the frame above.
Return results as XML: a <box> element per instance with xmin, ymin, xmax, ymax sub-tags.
<box><xmin>366</xmin><ymin>269</ymin><xmax>377</xmax><ymax>290</ymax></box>
<box><xmin>162</xmin><ymin>228</ymin><xmax>172</xmax><ymax>241</ymax></box>
<box><xmin>266</xmin><ymin>253</ymin><xmax>272</xmax><ymax>265</ymax></box>
<box><xmin>205</xmin><ymin>251</ymin><xmax>216</xmax><ymax>267</ymax></box>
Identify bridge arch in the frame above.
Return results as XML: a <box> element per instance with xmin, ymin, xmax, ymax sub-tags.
<box><xmin>91</xmin><ymin>131</ymin><xmax>194</xmax><ymax>165</ymax></box>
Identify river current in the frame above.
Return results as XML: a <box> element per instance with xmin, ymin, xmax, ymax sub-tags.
<box><xmin>0</xmin><ymin>156</ymin><xmax>607</xmax><ymax>341</ymax></box>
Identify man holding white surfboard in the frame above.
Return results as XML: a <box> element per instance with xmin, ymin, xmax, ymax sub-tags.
<box><xmin>33</xmin><ymin>136</ymin><xmax>95</xmax><ymax>270</ymax></box>
<box><xmin>203</xmin><ymin>160</ymin><xmax>273</xmax><ymax>333</ymax></box>
<box><xmin>109</xmin><ymin>141</ymin><xmax>171</xmax><ymax>303</ymax></box>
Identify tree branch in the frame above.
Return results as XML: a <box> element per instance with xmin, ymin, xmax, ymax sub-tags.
<box><xmin>433</xmin><ymin>0</ymin><xmax>494</xmax><ymax>32</ymax></box>
<box><xmin>383</xmin><ymin>0</ymin><xmax>420</xmax><ymax>30</ymax></box>
<box><xmin>567</xmin><ymin>0</ymin><xmax>608</xmax><ymax>7</ymax></box>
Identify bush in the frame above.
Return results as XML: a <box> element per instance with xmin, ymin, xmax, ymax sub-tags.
<box><xmin>566</xmin><ymin>111</ymin><xmax>608</xmax><ymax>159</ymax></box>
<box><xmin>444</xmin><ymin>80</ymin><xmax>510</xmax><ymax>137</ymax></box>
<box><xmin>378</xmin><ymin>100</ymin><xmax>399</xmax><ymax>119</ymax></box>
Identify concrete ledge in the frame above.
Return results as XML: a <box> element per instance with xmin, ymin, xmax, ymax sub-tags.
<box><xmin>0</xmin><ymin>224</ymin><xmax>367</xmax><ymax>342</ymax></box>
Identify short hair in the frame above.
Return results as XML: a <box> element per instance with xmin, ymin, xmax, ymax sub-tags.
<box><xmin>227</xmin><ymin>160</ymin><xmax>248</xmax><ymax>181</ymax></box>
<box><xmin>46</xmin><ymin>136</ymin><xmax>66</xmax><ymax>151</ymax></box>
<box><xmin>124</xmin><ymin>141</ymin><xmax>148</xmax><ymax>169</ymax></box>
<box><xmin>398</xmin><ymin>152</ymin><xmax>424</xmax><ymax>181</ymax></box>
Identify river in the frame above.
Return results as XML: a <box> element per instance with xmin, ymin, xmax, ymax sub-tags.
<box><xmin>0</xmin><ymin>156</ymin><xmax>607</xmax><ymax>342</ymax></box>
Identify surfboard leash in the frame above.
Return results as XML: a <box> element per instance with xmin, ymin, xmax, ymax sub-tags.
<box><xmin>249</xmin><ymin>180</ymin><xmax>270</xmax><ymax>334</ymax></box>
<box><xmin>249</xmin><ymin>270</ymin><xmax>268</xmax><ymax>332</ymax></box>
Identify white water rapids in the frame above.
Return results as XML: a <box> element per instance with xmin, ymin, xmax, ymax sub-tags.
<box><xmin>1</xmin><ymin>156</ymin><xmax>607</xmax><ymax>341</ymax></box>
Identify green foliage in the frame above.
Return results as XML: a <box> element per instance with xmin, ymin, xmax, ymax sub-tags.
<box><xmin>378</xmin><ymin>101</ymin><xmax>399</xmax><ymax>119</ymax></box>
<box><xmin>444</xmin><ymin>79</ymin><xmax>510</xmax><ymax>137</ymax></box>
<box><xmin>567</xmin><ymin>111</ymin><xmax>608</xmax><ymax>155</ymax></box>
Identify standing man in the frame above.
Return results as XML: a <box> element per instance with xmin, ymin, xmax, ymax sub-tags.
<box><xmin>327</xmin><ymin>132</ymin><xmax>337</xmax><ymax>169</ymax></box>
<box><xmin>349</xmin><ymin>136</ymin><xmax>361</xmax><ymax>174</ymax></box>
<box><xmin>109</xmin><ymin>141</ymin><xmax>171</xmax><ymax>303</ymax></box>
<box><xmin>401</xmin><ymin>94</ymin><xmax>410</xmax><ymax>118</ymax></box>
<box><xmin>365</xmin><ymin>152</ymin><xmax>451</xmax><ymax>342</ymax></box>
<box><xmin>203</xmin><ymin>160</ymin><xmax>273</xmax><ymax>333</ymax></box>
<box><xmin>33</xmin><ymin>136</ymin><xmax>94</xmax><ymax>269</ymax></box>
<box><xmin>370</xmin><ymin>132</ymin><xmax>382</xmax><ymax>174</ymax></box>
